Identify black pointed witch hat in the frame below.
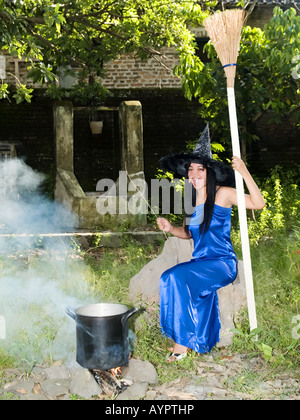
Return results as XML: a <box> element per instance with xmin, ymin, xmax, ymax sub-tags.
<box><xmin>193</xmin><ymin>123</ymin><xmax>212</xmax><ymax>159</ymax></box>
<box><xmin>159</xmin><ymin>124</ymin><xmax>235</xmax><ymax>186</ymax></box>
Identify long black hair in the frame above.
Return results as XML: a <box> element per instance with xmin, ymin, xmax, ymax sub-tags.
<box><xmin>184</xmin><ymin>160</ymin><xmax>217</xmax><ymax>235</ymax></box>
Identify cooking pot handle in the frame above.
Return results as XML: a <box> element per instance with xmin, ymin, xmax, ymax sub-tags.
<box><xmin>65</xmin><ymin>306</ymin><xmax>76</xmax><ymax>320</ymax></box>
<box><xmin>121</xmin><ymin>307</ymin><xmax>139</xmax><ymax>325</ymax></box>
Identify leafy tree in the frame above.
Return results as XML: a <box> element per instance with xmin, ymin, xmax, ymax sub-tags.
<box><xmin>174</xmin><ymin>6</ymin><xmax>300</xmax><ymax>159</ymax></box>
<box><xmin>0</xmin><ymin>0</ymin><xmax>213</xmax><ymax>102</ymax></box>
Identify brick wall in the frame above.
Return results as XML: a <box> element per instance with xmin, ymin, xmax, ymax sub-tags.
<box><xmin>0</xmin><ymin>51</ymin><xmax>42</xmax><ymax>88</ymax></box>
<box><xmin>0</xmin><ymin>46</ymin><xmax>181</xmax><ymax>90</ymax></box>
<box><xmin>100</xmin><ymin>47</ymin><xmax>181</xmax><ymax>89</ymax></box>
<box><xmin>98</xmin><ymin>6</ymin><xmax>278</xmax><ymax>90</ymax></box>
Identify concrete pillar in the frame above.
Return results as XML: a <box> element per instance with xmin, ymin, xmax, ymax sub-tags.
<box><xmin>53</xmin><ymin>101</ymin><xmax>74</xmax><ymax>172</ymax></box>
<box><xmin>119</xmin><ymin>101</ymin><xmax>144</xmax><ymax>175</ymax></box>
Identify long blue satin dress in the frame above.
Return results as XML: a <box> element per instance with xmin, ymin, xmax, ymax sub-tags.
<box><xmin>159</xmin><ymin>203</ymin><xmax>237</xmax><ymax>353</ymax></box>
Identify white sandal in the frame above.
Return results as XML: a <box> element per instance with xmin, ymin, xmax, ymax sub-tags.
<box><xmin>166</xmin><ymin>352</ymin><xmax>187</xmax><ymax>363</ymax></box>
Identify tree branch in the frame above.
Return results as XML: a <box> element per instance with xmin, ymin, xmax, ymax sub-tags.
<box><xmin>66</xmin><ymin>15</ymin><xmax>165</xmax><ymax>57</ymax></box>
<box><xmin>26</xmin><ymin>27</ymin><xmax>87</xmax><ymax>68</ymax></box>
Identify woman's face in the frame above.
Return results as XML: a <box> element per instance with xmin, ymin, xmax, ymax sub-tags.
<box><xmin>188</xmin><ymin>162</ymin><xmax>207</xmax><ymax>190</ymax></box>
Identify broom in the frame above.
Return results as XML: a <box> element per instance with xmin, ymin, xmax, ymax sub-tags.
<box><xmin>203</xmin><ymin>9</ymin><xmax>258</xmax><ymax>332</ymax></box>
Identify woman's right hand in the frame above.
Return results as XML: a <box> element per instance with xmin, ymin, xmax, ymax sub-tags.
<box><xmin>157</xmin><ymin>217</ymin><xmax>173</xmax><ymax>233</ymax></box>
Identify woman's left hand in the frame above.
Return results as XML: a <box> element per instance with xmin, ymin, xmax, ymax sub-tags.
<box><xmin>231</xmin><ymin>156</ymin><xmax>248</xmax><ymax>176</ymax></box>
<box><xmin>231</xmin><ymin>156</ymin><xmax>265</xmax><ymax>210</ymax></box>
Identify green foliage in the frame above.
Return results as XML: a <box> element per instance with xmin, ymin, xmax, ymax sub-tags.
<box><xmin>12</xmin><ymin>83</ymin><xmax>33</xmax><ymax>104</ymax></box>
<box><xmin>0</xmin><ymin>82</ymin><xmax>9</xmax><ymax>100</ymax></box>
<box><xmin>231</xmin><ymin>165</ymin><xmax>300</xmax><ymax>246</ymax></box>
<box><xmin>232</xmin><ymin>225</ymin><xmax>300</xmax><ymax>369</ymax></box>
<box><xmin>0</xmin><ymin>0</ymin><xmax>209</xmax><ymax>102</ymax></box>
<box><xmin>27</xmin><ymin>63</ymin><xmax>57</xmax><ymax>84</ymax></box>
<box><xmin>0</xmin><ymin>82</ymin><xmax>33</xmax><ymax>104</ymax></box>
<box><xmin>45</xmin><ymin>79</ymin><xmax>111</xmax><ymax>105</ymax></box>
<box><xmin>230</xmin><ymin>165</ymin><xmax>300</xmax><ymax>369</ymax></box>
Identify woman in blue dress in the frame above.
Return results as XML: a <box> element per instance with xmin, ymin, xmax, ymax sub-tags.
<box><xmin>157</xmin><ymin>127</ymin><xmax>265</xmax><ymax>362</ymax></box>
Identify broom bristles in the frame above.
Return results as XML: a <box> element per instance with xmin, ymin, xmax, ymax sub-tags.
<box><xmin>203</xmin><ymin>9</ymin><xmax>245</xmax><ymax>88</ymax></box>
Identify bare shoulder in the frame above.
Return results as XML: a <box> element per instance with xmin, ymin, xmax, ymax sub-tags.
<box><xmin>215</xmin><ymin>186</ymin><xmax>236</xmax><ymax>207</ymax></box>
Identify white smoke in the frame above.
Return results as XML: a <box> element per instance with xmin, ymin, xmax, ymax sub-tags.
<box><xmin>0</xmin><ymin>159</ymin><xmax>94</xmax><ymax>366</ymax></box>
<box><xmin>0</xmin><ymin>159</ymin><xmax>77</xmax><ymax>243</ymax></box>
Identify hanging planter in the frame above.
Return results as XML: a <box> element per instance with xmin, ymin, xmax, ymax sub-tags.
<box><xmin>89</xmin><ymin>120</ymin><xmax>103</xmax><ymax>135</ymax></box>
<box><xmin>89</xmin><ymin>109</ymin><xmax>103</xmax><ymax>135</ymax></box>
<box><xmin>62</xmin><ymin>78</ymin><xmax>110</xmax><ymax>135</ymax></box>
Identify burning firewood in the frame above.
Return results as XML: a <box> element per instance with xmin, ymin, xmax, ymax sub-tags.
<box><xmin>91</xmin><ymin>368</ymin><xmax>129</xmax><ymax>398</ymax></box>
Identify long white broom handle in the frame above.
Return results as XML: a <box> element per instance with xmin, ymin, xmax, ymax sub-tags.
<box><xmin>227</xmin><ymin>87</ymin><xmax>258</xmax><ymax>332</ymax></box>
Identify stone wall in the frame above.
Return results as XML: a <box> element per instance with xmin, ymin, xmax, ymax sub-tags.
<box><xmin>106</xmin><ymin>89</ymin><xmax>204</xmax><ymax>183</ymax></box>
<box><xmin>53</xmin><ymin>100</ymin><xmax>147</xmax><ymax>229</ymax></box>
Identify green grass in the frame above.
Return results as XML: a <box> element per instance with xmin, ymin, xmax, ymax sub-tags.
<box><xmin>86</xmin><ymin>229</ymin><xmax>299</xmax><ymax>380</ymax></box>
<box><xmin>0</xmin><ymin>228</ymin><xmax>299</xmax><ymax>384</ymax></box>
<box><xmin>84</xmin><ymin>238</ymin><xmax>164</xmax><ymax>305</ymax></box>
<box><xmin>230</xmin><ymin>226</ymin><xmax>300</xmax><ymax>371</ymax></box>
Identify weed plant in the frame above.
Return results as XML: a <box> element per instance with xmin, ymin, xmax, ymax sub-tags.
<box><xmin>84</xmin><ymin>238</ymin><xmax>164</xmax><ymax>305</ymax></box>
<box><xmin>228</xmin><ymin>166</ymin><xmax>300</xmax><ymax>376</ymax></box>
<box><xmin>231</xmin><ymin>226</ymin><xmax>300</xmax><ymax>371</ymax></box>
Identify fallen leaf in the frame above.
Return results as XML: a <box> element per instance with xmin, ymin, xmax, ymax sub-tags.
<box><xmin>33</xmin><ymin>382</ymin><xmax>41</xmax><ymax>394</ymax></box>
<box><xmin>16</xmin><ymin>388</ymin><xmax>27</xmax><ymax>395</ymax></box>
<box><xmin>197</xmin><ymin>367</ymin><xmax>204</xmax><ymax>375</ymax></box>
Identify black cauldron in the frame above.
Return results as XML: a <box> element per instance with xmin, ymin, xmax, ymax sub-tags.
<box><xmin>66</xmin><ymin>303</ymin><xmax>139</xmax><ymax>370</ymax></box>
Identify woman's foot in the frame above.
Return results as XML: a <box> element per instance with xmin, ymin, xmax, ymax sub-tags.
<box><xmin>166</xmin><ymin>343</ymin><xmax>189</xmax><ymax>363</ymax></box>
<box><xmin>166</xmin><ymin>352</ymin><xmax>187</xmax><ymax>362</ymax></box>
